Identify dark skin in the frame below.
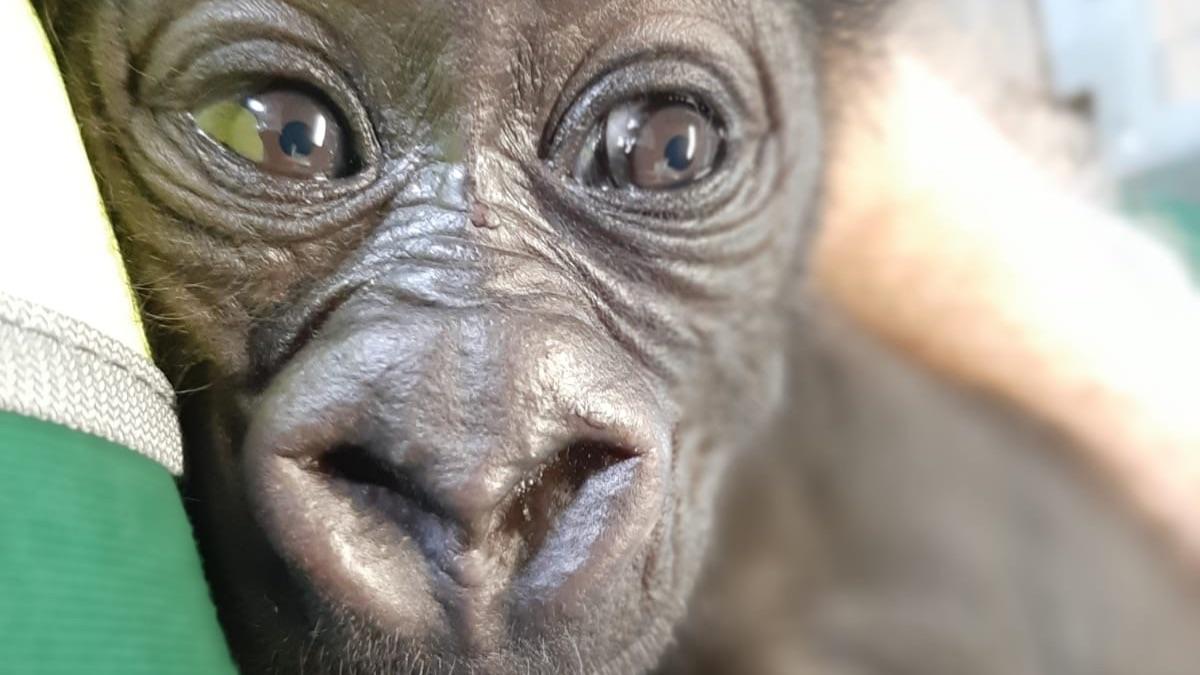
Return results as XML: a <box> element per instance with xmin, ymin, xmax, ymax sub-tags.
<box><xmin>40</xmin><ymin>0</ymin><xmax>1200</xmax><ymax>673</ymax></box>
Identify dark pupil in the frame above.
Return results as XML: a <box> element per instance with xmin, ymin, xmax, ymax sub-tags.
<box><xmin>280</xmin><ymin>120</ymin><xmax>314</xmax><ymax>157</ymax></box>
<box><xmin>664</xmin><ymin>133</ymin><xmax>693</xmax><ymax>171</ymax></box>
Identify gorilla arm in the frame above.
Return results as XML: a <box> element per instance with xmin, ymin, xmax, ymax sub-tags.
<box><xmin>663</xmin><ymin>46</ymin><xmax>1200</xmax><ymax>675</ymax></box>
<box><xmin>818</xmin><ymin>52</ymin><xmax>1200</xmax><ymax>558</ymax></box>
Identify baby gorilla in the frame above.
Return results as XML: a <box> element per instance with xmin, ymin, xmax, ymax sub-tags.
<box><xmin>42</xmin><ymin>0</ymin><xmax>831</xmax><ymax>671</ymax></box>
<box><xmin>41</xmin><ymin>0</ymin><xmax>1200</xmax><ymax>673</ymax></box>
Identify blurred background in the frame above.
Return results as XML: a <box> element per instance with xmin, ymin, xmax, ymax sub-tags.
<box><xmin>932</xmin><ymin>0</ymin><xmax>1200</xmax><ymax>273</ymax></box>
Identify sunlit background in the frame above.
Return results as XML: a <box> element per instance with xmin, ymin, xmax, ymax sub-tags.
<box><xmin>937</xmin><ymin>0</ymin><xmax>1200</xmax><ymax>271</ymax></box>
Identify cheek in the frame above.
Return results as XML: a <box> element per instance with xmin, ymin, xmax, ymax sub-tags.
<box><xmin>682</xmin><ymin>193</ymin><xmax>814</xmax><ymax>447</ymax></box>
<box><xmin>677</xmin><ymin>314</ymin><xmax>792</xmax><ymax>457</ymax></box>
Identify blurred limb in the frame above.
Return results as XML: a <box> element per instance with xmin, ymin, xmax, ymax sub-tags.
<box><xmin>664</xmin><ymin>45</ymin><xmax>1200</xmax><ymax>675</ymax></box>
<box><xmin>816</xmin><ymin>48</ymin><xmax>1200</xmax><ymax>563</ymax></box>
<box><xmin>667</xmin><ymin>306</ymin><xmax>1200</xmax><ymax>675</ymax></box>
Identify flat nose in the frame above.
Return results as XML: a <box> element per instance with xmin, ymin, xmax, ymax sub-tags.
<box><xmin>245</xmin><ymin>307</ymin><xmax>669</xmax><ymax>618</ymax></box>
<box><xmin>314</xmin><ymin>429</ymin><xmax>641</xmax><ymax>580</ymax></box>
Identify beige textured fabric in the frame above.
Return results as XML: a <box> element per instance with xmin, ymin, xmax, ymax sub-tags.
<box><xmin>0</xmin><ymin>3</ymin><xmax>181</xmax><ymax>473</ymax></box>
<box><xmin>0</xmin><ymin>293</ymin><xmax>183</xmax><ymax>474</ymax></box>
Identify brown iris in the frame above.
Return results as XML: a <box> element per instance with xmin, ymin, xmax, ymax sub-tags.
<box><xmin>575</xmin><ymin>95</ymin><xmax>724</xmax><ymax>191</ymax></box>
<box><xmin>193</xmin><ymin>89</ymin><xmax>349</xmax><ymax>179</ymax></box>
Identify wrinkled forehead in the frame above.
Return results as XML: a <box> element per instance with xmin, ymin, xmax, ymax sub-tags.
<box><xmin>122</xmin><ymin>0</ymin><xmax>787</xmax><ymax>50</ymax></box>
<box><xmin>105</xmin><ymin>0</ymin><xmax>815</xmax><ymax>167</ymax></box>
<box><xmin>117</xmin><ymin>0</ymin><xmax>807</xmax><ymax>118</ymax></box>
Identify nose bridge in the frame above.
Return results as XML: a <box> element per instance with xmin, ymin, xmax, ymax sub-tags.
<box><xmin>362</xmin><ymin>174</ymin><xmax>597</xmax><ymax>472</ymax></box>
<box><xmin>426</xmin><ymin>312</ymin><xmax>542</xmax><ymax>478</ymax></box>
<box><xmin>375</xmin><ymin>310</ymin><xmax>579</xmax><ymax>514</ymax></box>
<box><xmin>355</xmin><ymin>290</ymin><xmax>668</xmax><ymax>536</ymax></box>
<box><xmin>362</xmin><ymin>156</ymin><xmax>577</xmax><ymax>301</ymax></box>
<box><xmin>334</xmin><ymin>159</ymin><xmax>666</xmax><ymax>526</ymax></box>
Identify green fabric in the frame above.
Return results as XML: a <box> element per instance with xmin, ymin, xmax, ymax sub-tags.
<box><xmin>1138</xmin><ymin>198</ymin><xmax>1200</xmax><ymax>273</ymax></box>
<box><xmin>0</xmin><ymin>411</ymin><xmax>235</xmax><ymax>674</ymax></box>
<box><xmin>1122</xmin><ymin>153</ymin><xmax>1200</xmax><ymax>275</ymax></box>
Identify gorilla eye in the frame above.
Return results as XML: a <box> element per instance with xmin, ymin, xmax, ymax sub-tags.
<box><xmin>193</xmin><ymin>89</ymin><xmax>350</xmax><ymax>179</ymax></box>
<box><xmin>575</xmin><ymin>95</ymin><xmax>724</xmax><ymax>191</ymax></box>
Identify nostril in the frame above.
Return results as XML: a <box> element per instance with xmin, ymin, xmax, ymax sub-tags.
<box><xmin>501</xmin><ymin>440</ymin><xmax>637</xmax><ymax>562</ymax></box>
<box><xmin>314</xmin><ymin>444</ymin><xmax>448</xmax><ymax>521</ymax></box>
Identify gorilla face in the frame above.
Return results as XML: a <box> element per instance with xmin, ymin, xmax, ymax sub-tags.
<box><xmin>47</xmin><ymin>0</ymin><xmax>824</xmax><ymax>671</ymax></box>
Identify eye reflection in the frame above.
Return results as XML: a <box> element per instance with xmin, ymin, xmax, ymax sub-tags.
<box><xmin>574</xmin><ymin>95</ymin><xmax>724</xmax><ymax>191</ymax></box>
<box><xmin>193</xmin><ymin>88</ymin><xmax>350</xmax><ymax>179</ymax></box>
